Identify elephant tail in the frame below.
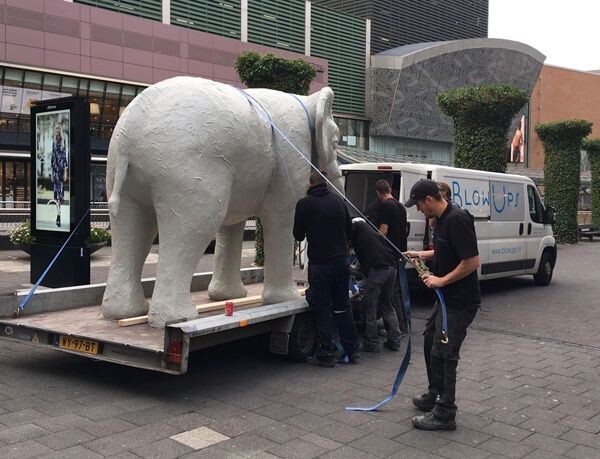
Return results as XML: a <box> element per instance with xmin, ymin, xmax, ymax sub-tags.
<box><xmin>107</xmin><ymin>130</ymin><xmax>129</xmax><ymax>219</ymax></box>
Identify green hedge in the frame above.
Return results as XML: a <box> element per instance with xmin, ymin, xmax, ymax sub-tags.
<box><xmin>535</xmin><ymin>120</ymin><xmax>593</xmax><ymax>243</ymax></box>
<box><xmin>583</xmin><ymin>138</ymin><xmax>600</xmax><ymax>225</ymax></box>
<box><xmin>438</xmin><ymin>84</ymin><xmax>528</xmax><ymax>173</ymax></box>
<box><xmin>235</xmin><ymin>50</ymin><xmax>317</xmax><ymax>265</ymax></box>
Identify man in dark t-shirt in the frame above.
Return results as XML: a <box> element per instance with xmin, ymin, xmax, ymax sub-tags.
<box><xmin>404</xmin><ymin>179</ymin><xmax>480</xmax><ymax>431</ymax></box>
<box><xmin>351</xmin><ymin>219</ymin><xmax>402</xmax><ymax>352</ymax></box>
<box><xmin>375</xmin><ymin>180</ymin><xmax>408</xmax><ymax>333</ymax></box>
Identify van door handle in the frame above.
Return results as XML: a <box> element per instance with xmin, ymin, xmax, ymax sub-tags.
<box><xmin>527</xmin><ymin>223</ymin><xmax>532</xmax><ymax>235</ymax></box>
<box><xmin>519</xmin><ymin>223</ymin><xmax>524</xmax><ymax>235</ymax></box>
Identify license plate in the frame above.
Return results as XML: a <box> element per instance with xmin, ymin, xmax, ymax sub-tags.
<box><xmin>58</xmin><ymin>335</ymin><xmax>99</xmax><ymax>355</ymax></box>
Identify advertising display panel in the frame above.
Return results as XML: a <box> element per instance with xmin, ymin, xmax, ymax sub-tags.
<box><xmin>30</xmin><ymin>97</ymin><xmax>90</xmax><ymax>244</ymax></box>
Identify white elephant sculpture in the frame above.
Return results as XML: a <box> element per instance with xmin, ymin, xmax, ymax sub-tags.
<box><xmin>102</xmin><ymin>76</ymin><xmax>342</xmax><ymax>328</ymax></box>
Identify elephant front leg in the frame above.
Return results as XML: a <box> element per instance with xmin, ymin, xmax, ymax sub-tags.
<box><xmin>208</xmin><ymin>221</ymin><xmax>248</xmax><ymax>301</ymax></box>
<box><xmin>260</xmin><ymin>211</ymin><xmax>301</xmax><ymax>305</ymax></box>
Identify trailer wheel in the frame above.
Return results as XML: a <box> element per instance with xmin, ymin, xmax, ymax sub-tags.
<box><xmin>288</xmin><ymin>313</ymin><xmax>316</xmax><ymax>362</ymax></box>
<box><xmin>533</xmin><ymin>252</ymin><xmax>553</xmax><ymax>286</ymax></box>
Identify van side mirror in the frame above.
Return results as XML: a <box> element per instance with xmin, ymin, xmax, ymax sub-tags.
<box><xmin>543</xmin><ymin>206</ymin><xmax>556</xmax><ymax>225</ymax></box>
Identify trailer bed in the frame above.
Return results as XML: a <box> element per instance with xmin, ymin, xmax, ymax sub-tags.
<box><xmin>0</xmin><ymin>283</ymin><xmax>310</xmax><ymax>374</ymax></box>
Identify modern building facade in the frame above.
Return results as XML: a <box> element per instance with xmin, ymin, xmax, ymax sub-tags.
<box><xmin>312</xmin><ymin>0</ymin><xmax>488</xmax><ymax>54</ymax></box>
<box><xmin>366</xmin><ymin>39</ymin><xmax>545</xmax><ymax>165</ymax></box>
<box><xmin>0</xmin><ymin>0</ymin><xmax>368</xmax><ymax>203</ymax></box>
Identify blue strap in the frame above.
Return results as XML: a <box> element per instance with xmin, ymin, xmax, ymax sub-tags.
<box><xmin>434</xmin><ymin>287</ymin><xmax>449</xmax><ymax>343</ymax></box>
<box><xmin>345</xmin><ymin>263</ymin><xmax>412</xmax><ymax>411</ymax></box>
<box><xmin>232</xmin><ymin>85</ymin><xmax>451</xmax><ymax>392</ymax></box>
<box><xmin>15</xmin><ymin>207</ymin><xmax>91</xmax><ymax>316</ymax></box>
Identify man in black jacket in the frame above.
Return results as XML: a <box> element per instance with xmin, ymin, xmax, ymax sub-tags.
<box><xmin>352</xmin><ymin>219</ymin><xmax>402</xmax><ymax>352</ymax></box>
<box><xmin>293</xmin><ymin>171</ymin><xmax>359</xmax><ymax>366</ymax></box>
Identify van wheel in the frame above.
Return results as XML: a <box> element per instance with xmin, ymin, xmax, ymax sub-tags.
<box><xmin>288</xmin><ymin>313</ymin><xmax>317</xmax><ymax>362</ymax></box>
<box><xmin>533</xmin><ymin>252</ymin><xmax>553</xmax><ymax>286</ymax></box>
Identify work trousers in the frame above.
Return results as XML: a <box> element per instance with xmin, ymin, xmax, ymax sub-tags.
<box><xmin>423</xmin><ymin>300</ymin><xmax>479</xmax><ymax>420</ymax></box>
<box><xmin>307</xmin><ymin>256</ymin><xmax>359</xmax><ymax>359</ymax></box>
<box><xmin>361</xmin><ymin>266</ymin><xmax>401</xmax><ymax>350</ymax></box>
<box><xmin>391</xmin><ymin>261</ymin><xmax>409</xmax><ymax>333</ymax></box>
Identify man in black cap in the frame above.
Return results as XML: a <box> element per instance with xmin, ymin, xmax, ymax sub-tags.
<box><xmin>294</xmin><ymin>170</ymin><xmax>360</xmax><ymax>367</ymax></box>
<box><xmin>404</xmin><ymin>179</ymin><xmax>480</xmax><ymax>431</ymax></box>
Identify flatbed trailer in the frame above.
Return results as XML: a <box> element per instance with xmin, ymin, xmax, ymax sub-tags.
<box><xmin>0</xmin><ymin>269</ymin><xmax>314</xmax><ymax>374</ymax></box>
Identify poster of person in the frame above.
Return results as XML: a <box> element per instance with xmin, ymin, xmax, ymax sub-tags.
<box><xmin>35</xmin><ymin>109</ymin><xmax>71</xmax><ymax>232</ymax></box>
<box><xmin>510</xmin><ymin>115</ymin><xmax>526</xmax><ymax>163</ymax></box>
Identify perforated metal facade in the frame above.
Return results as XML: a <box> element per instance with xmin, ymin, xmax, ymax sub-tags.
<box><xmin>171</xmin><ymin>0</ymin><xmax>241</xmax><ymax>39</ymax></box>
<box><xmin>312</xmin><ymin>0</ymin><xmax>488</xmax><ymax>54</ymax></box>
<box><xmin>247</xmin><ymin>0</ymin><xmax>306</xmax><ymax>53</ymax></box>
<box><xmin>75</xmin><ymin>0</ymin><xmax>162</xmax><ymax>22</ymax></box>
<box><xmin>311</xmin><ymin>5</ymin><xmax>366</xmax><ymax>115</ymax></box>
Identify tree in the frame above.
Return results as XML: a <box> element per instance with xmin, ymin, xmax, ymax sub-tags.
<box><xmin>535</xmin><ymin>120</ymin><xmax>593</xmax><ymax>243</ymax></box>
<box><xmin>438</xmin><ymin>84</ymin><xmax>528</xmax><ymax>173</ymax></box>
<box><xmin>582</xmin><ymin>138</ymin><xmax>600</xmax><ymax>225</ymax></box>
<box><xmin>235</xmin><ymin>51</ymin><xmax>318</xmax><ymax>265</ymax></box>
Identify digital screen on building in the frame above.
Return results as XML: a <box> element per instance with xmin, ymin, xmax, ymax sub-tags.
<box><xmin>34</xmin><ymin>109</ymin><xmax>71</xmax><ymax>232</ymax></box>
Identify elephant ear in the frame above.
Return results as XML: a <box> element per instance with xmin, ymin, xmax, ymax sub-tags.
<box><xmin>315</xmin><ymin>87</ymin><xmax>337</xmax><ymax>168</ymax></box>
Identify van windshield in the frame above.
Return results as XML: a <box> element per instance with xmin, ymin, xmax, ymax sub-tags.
<box><xmin>344</xmin><ymin>171</ymin><xmax>400</xmax><ymax>218</ymax></box>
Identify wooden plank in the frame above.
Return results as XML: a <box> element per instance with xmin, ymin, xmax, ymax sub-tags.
<box><xmin>117</xmin><ymin>288</ymin><xmax>306</xmax><ymax>327</ymax></box>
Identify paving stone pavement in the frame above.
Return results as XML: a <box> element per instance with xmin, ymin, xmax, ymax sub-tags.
<box><xmin>0</xmin><ymin>242</ymin><xmax>599</xmax><ymax>458</ymax></box>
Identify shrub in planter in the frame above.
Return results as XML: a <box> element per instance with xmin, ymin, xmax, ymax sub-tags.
<box><xmin>9</xmin><ymin>221</ymin><xmax>111</xmax><ymax>254</ymax></box>
<box><xmin>582</xmin><ymin>138</ymin><xmax>600</xmax><ymax>225</ymax></box>
<box><xmin>535</xmin><ymin>120</ymin><xmax>593</xmax><ymax>243</ymax></box>
<box><xmin>88</xmin><ymin>227</ymin><xmax>111</xmax><ymax>244</ymax></box>
<box><xmin>9</xmin><ymin>220</ymin><xmax>32</xmax><ymax>247</ymax></box>
<box><xmin>438</xmin><ymin>84</ymin><xmax>528</xmax><ymax>173</ymax></box>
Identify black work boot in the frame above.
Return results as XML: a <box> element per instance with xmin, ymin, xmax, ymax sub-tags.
<box><xmin>412</xmin><ymin>391</ymin><xmax>437</xmax><ymax>412</ymax></box>
<box><xmin>412</xmin><ymin>411</ymin><xmax>456</xmax><ymax>431</ymax></box>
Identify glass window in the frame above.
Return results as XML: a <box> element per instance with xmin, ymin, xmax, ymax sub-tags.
<box><xmin>1</xmin><ymin>68</ymin><xmax>24</xmax><ymax>132</ymax></box>
<box><xmin>527</xmin><ymin>185</ymin><xmax>543</xmax><ymax>224</ymax></box>
<box><xmin>89</xmin><ymin>80</ymin><xmax>105</xmax><ymax>139</ymax></box>
<box><xmin>100</xmin><ymin>83</ymin><xmax>121</xmax><ymax>139</ymax></box>
<box><xmin>61</xmin><ymin>76</ymin><xmax>79</xmax><ymax>96</ymax></box>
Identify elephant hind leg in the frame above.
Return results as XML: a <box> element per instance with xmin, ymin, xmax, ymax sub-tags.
<box><xmin>102</xmin><ymin>195</ymin><xmax>157</xmax><ymax>319</ymax></box>
<box><xmin>208</xmin><ymin>221</ymin><xmax>247</xmax><ymax>301</ymax></box>
<box><xmin>148</xmin><ymin>177</ymin><xmax>230</xmax><ymax>328</ymax></box>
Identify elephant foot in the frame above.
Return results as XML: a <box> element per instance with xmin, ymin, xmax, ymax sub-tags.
<box><xmin>208</xmin><ymin>280</ymin><xmax>248</xmax><ymax>301</ymax></box>
<box><xmin>147</xmin><ymin>295</ymin><xmax>198</xmax><ymax>328</ymax></box>
<box><xmin>262</xmin><ymin>284</ymin><xmax>301</xmax><ymax>305</ymax></box>
<box><xmin>102</xmin><ymin>288</ymin><xmax>149</xmax><ymax>320</ymax></box>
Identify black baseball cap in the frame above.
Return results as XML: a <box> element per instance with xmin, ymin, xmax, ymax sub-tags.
<box><xmin>405</xmin><ymin>179</ymin><xmax>440</xmax><ymax>208</ymax></box>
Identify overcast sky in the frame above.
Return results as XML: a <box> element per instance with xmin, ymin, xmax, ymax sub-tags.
<box><xmin>488</xmin><ymin>0</ymin><xmax>600</xmax><ymax>71</ymax></box>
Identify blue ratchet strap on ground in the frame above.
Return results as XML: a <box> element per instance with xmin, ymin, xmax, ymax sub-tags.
<box><xmin>233</xmin><ymin>86</ymin><xmax>450</xmax><ymax>399</ymax></box>
<box><xmin>15</xmin><ymin>207</ymin><xmax>91</xmax><ymax>316</ymax></box>
<box><xmin>345</xmin><ymin>263</ymin><xmax>412</xmax><ymax>411</ymax></box>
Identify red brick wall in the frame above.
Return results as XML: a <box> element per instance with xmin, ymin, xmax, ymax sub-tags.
<box><xmin>529</xmin><ymin>65</ymin><xmax>600</xmax><ymax>170</ymax></box>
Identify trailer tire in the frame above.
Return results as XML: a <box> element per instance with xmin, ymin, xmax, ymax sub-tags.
<box><xmin>533</xmin><ymin>251</ymin><xmax>553</xmax><ymax>286</ymax></box>
<box><xmin>288</xmin><ymin>313</ymin><xmax>317</xmax><ymax>362</ymax></box>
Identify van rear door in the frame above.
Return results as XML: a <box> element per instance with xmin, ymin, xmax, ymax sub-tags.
<box><xmin>399</xmin><ymin>169</ymin><xmax>428</xmax><ymax>248</ymax></box>
<box><xmin>343</xmin><ymin>170</ymin><xmax>400</xmax><ymax>218</ymax></box>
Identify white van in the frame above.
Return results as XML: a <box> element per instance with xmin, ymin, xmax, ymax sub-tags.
<box><xmin>340</xmin><ymin>163</ymin><xmax>557</xmax><ymax>286</ymax></box>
